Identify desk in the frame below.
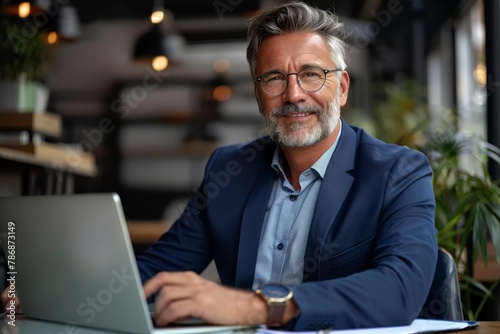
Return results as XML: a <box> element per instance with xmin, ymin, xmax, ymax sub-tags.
<box><xmin>1</xmin><ymin>317</ymin><xmax>499</xmax><ymax>334</ymax></box>
<box><xmin>0</xmin><ymin>316</ymin><xmax>254</xmax><ymax>334</ymax></box>
<box><xmin>460</xmin><ymin>321</ymin><xmax>500</xmax><ymax>333</ymax></box>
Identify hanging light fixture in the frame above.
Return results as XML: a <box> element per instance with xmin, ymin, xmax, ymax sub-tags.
<box><xmin>46</xmin><ymin>4</ymin><xmax>80</xmax><ymax>44</ymax></box>
<box><xmin>133</xmin><ymin>0</ymin><xmax>185</xmax><ymax>71</ymax></box>
<box><xmin>2</xmin><ymin>0</ymin><xmax>47</xmax><ymax>18</ymax></box>
<box><xmin>2</xmin><ymin>0</ymin><xmax>80</xmax><ymax>44</ymax></box>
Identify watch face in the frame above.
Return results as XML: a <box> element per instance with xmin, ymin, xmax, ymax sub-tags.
<box><xmin>260</xmin><ymin>284</ymin><xmax>291</xmax><ymax>299</ymax></box>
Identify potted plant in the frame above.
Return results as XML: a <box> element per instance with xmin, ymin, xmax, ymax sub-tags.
<box><xmin>0</xmin><ymin>17</ymin><xmax>51</xmax><ymax>113</ymax></box>
<box><xmin>419</xmin><ymin>128</ymin><xmax>500</xmax><ymax>320</ymax></box>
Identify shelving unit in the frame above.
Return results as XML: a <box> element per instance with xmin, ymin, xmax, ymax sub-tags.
<box><xmin>0</xmin><ymin>111</ymin><xmax>97</xmax><ymax>195</ymax></box>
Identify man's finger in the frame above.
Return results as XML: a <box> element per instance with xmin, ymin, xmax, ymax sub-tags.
<box><xmin>154</xmin><ymin>285</ymin><xmax>196</xmax><ymax>316</ymax></box>
<box><xmin>144</xmin><ymin>271</ymin><xmax>198</xmax><ymax>298</ymax></box>
<box><xmin>154</xmin><ymin>299</ymin><xmax>202</xmax><ymax>327</ymax></box>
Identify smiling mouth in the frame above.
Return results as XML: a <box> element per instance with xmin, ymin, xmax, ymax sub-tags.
<box><xmin>283</xmin><ymin>112</ymin><xmax>315</xmax><ymax>117</ymax></box>
<box><xmin>272</xmin><ymin>104</ymin><xmax>322</xmax><ymax>118</ymax></box>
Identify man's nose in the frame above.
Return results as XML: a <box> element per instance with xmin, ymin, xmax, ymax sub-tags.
<box><xmin>283</xmin><ymin>74</ymin><xmax>307</xmax><ymax>103</ymax></box>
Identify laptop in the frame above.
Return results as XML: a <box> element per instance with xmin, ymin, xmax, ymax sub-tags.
<box><xmin>0</xmin><ymin>193</ymin><xmax>249</xmax><ymax>334</ymax></box>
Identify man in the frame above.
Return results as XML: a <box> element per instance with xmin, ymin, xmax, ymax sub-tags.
<box><xmin>2</xmin><ymin>2</ymin><xmax>437</xmax><ymax>331</ymax></box>
<box><xmin>136</xmin><ymin>1</ymin><xmax>437</xmax><ymax>331</ymax></box>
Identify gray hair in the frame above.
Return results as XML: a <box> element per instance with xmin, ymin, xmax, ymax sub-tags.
<box><xmin>246</xmin><ymin>1</ymin><xmax>348</xmax><ymax>79</ymax></box>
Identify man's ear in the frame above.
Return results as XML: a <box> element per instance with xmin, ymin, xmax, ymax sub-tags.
<box><xmin>339</xmin><ymin>71</ymin><xmax>350</xmax><ymax>107</ymax></box>
<box><xmin>254</xmin><ymin>84</ymin><xmax>264</xmax><ymax>114</ymax></box>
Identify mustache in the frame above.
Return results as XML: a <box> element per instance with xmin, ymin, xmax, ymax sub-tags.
<box><xmin>271</xmin><ymin>104</ymin><xmax>323</xmax><ymax>116</ymax></box>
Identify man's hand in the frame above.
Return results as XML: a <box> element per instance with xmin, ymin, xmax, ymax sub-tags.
<box><xmin>1</xmin><ymin>286</ymin><xmax>20</xmax><ymax>313</ymax></box>
<box><xmin>143</xmin><ymin>271</ymin><xmax>268</xmax><ymax>327</ymax></box>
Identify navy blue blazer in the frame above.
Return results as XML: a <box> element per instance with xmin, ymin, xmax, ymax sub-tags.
<box><xmin>137</xmin><ymin>120</ymin><xmax>438</xmax><ymax>330</ymax></box>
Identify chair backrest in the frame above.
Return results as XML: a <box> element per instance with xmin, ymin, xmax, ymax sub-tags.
<box><xmin>419</xmin><ymin>247</ymin><xmax>464</xmax><ymax>320</ymax></box>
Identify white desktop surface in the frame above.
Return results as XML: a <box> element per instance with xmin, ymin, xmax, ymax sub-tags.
<box><xmin>0</xmin><ymin>314</ymin><xmax>256</xmax><ymax>334</ymax></box>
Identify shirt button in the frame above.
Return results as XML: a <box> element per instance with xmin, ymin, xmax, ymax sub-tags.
<box><xmin>289</xmin><ymin>195</ymin><xmax>297</xmax><ymax>201</ymax></box>
<box><xmin>277</xmin><ymin>243</ymin><xmax>284</xmax><ymax>250</ymax></box>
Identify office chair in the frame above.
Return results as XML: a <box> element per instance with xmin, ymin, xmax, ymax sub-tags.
<box><xmin>419</xmin><ymin>247</ymin><xmax>464</xmax><ymax>320</ymax></box>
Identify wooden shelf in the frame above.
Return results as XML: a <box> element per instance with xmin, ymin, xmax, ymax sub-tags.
<box><xmin>0</xmin><ymin>143</ymin><xmax>97</xmax><ymax>177</ymax></box>
<box><xmin>0</xmin><ymin>112</ymin><xmax>62</xmax><ymax>138</ymax></box>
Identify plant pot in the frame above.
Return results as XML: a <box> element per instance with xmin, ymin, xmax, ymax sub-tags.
<box><xmin>0</xmin><ymin>79</ymin><xmax>49</xmax><ymax>113</ymax></box>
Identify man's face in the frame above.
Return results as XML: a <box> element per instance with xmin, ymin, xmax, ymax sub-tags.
<box><xmin>254</xmin><ymin>31</ymin><xmax>350</xmax><ymax>147</ymax></box>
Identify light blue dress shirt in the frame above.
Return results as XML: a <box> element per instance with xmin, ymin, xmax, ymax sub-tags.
<box><xmin>252</xmin><ymin>124</ymin><xmax>342</xmax><ymax>289</ymax></box>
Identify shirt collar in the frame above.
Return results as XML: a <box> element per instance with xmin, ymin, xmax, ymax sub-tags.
<box><xmin>271</xmin><ymin>122</ymin><xmax>343</xmax><ymax>179</ymax></box>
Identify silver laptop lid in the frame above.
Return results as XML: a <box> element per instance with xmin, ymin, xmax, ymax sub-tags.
<box><xmin>0</xmin><ymin>193</ymin><xmax>154</xmax><ymax>334</ymax></box>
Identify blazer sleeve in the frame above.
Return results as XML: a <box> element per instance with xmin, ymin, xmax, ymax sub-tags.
<box><xmin>290</xmin><ymin>148</ymin><xmax>438</xmax><ymax>330</ymax></box>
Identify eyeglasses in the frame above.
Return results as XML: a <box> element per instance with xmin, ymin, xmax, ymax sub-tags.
<box><xmin>255</xmin><ymin>66</ymin><xmax>342</xmax><ymax>96</ymax></box>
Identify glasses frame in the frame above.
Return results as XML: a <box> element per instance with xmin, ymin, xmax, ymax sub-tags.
<box><xmin>255</xmin><ymin>66</ymin><xmax>343</xmax><ymax>96</ymax></box>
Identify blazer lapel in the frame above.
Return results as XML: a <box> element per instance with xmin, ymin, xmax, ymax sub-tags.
<box><xmin>235</xmin><ymin>169</ymin><xmax>276</xmax><ymax>288</ymax></box>
<box><xmin>305</xmin><ymin>121</ymin><xmax>357</xmax><ymax>281</ymax></box>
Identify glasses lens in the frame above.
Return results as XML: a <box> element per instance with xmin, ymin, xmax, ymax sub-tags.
<box><xmin>260</xmin><ymin>72</ymin><xmax>287</xmax><ymax>95</ymax></box>
<box><xmin>258</xmin><ymin>66</ymin><xmax>329</xmax><ymax>95</ymax></box>
<box><xmin>297</xmin><ymin>67</ymin><xmax>326</xmax><ymax>92</ymax></box>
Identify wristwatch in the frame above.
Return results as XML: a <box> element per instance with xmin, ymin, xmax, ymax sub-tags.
<box><xmin>255</xmin><ymin>283</ymin><xmax>293</xmax><ymax>327</ymax></box>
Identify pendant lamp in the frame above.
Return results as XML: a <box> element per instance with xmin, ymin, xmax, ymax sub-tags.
<box><xmin>133</xmin><ymin>1</ymin><xmax>184</xmax><ymax>71</ymax></box>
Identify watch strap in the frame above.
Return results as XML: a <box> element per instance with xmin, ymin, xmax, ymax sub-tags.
<box><xmin>267</xmin><ymin>300</ymin><xmax>287</xmax><ymax>327</ymax></box>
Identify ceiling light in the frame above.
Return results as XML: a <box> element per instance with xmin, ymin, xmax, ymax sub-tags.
<box><xmin>2</xmin><ymin>0</ymin><xmax>46</xmax><ymax>18</ymax></box>
<box><xmin>150</xmin><ymin>10</ymin><xmax>164</xmax><ymax>24</ymax></box>
<box><xmin>46</xmin><ymin>4</ymin><xmax>81</xmax><ymax>42</ymax></box>
<box><xmin>133</xmin><ymin>2</ymin><xmax>184</xmax><ymax>70</ymax></box>
<box><xmin>152</xmin><ymin>55</ymin><xmax>168</xmax><ymax>71</ymax></box>
<box><xmin>18</xmin><ymin>2</ymin><xmax>30</xmax><ymax>17</ymax></box>
<box><xmin>2</xmin><ymin>1</ymin><xmax>80</xmax><ymax>43</ymax></box>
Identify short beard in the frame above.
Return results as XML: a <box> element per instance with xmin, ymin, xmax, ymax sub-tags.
<box><xmin>263</xmin><ymin>96</ymin><xmax>341</xmax><ymax>147</ymax></box>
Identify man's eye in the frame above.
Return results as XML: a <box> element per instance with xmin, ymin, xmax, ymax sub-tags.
<box><xmin>263</xmin><ymin>73</ymin><xmax>284</xmax><ymax>83</ymax></box>
<box><xmin>301</xmin><ymin>71</ymin><xmax>321</xmax><ymax>78</ymax></box>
